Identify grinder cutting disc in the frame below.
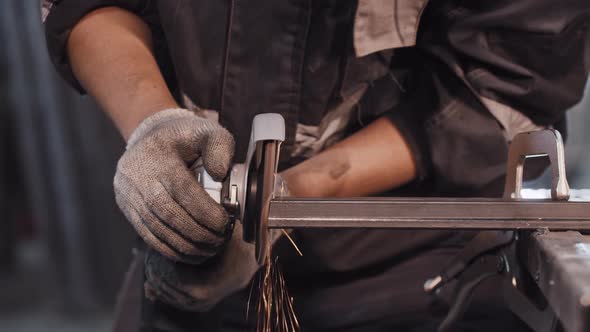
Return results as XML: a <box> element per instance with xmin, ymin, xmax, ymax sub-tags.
<box><xmin>242</xmin><ymin>146</ymin><xmax>259</xmax><ymax>244</ymax></box>
<box><xmin>243</xmin><ymin>140</ymin><xmax>281</xmax><ymax>265</ymax></box>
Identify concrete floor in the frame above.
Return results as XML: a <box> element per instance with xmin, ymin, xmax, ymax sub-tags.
<box><xmin>0</xmin><ymin>242</ymin><xmax>112</xmax><ymax>332</ymax></box>
<box><xmin>0</xmin><ymin>309</ymin><xmax>111</xmax><ymax>332</ymax></box>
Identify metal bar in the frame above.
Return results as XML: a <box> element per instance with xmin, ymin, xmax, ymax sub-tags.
<box><xmin>522</xmin><ymin>231</ymin><xmax>590</xmax><ymax>332</ymax></box>
<box><xmin>268</xmin><ymin>198</ymin><xmax>590</xmax><ymax>230</ymax></box>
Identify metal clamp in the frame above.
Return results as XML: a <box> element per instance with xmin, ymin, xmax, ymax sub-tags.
<box><xmin>428</xmin><ymin>129</ymin><xmax>572</xmax><ymax>332</ymax></box>
<box><xmin>503</xmin><ymin>130</ymin><xmax>570</xmax><ymax>201</ymax></box>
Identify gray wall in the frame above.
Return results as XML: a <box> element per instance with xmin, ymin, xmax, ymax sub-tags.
<box><xmin>566</xmin><ymin>78</ymin><xmax>590</xmax><ymax>187</ymax></box>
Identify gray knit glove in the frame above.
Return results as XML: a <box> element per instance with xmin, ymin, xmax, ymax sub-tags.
<box><xmin>143</xmin><ymin>223</ymin><xmax>264</xmax><ymax>311</ymax></box>
<box><xmin>114</xmin><ymin>108</ymin><xmax>235</xmax><ymax>264</ymax></box>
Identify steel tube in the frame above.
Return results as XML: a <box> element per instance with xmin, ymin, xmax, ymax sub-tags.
<box><xmin>268</xmin><ymin>198</ymin><xmax>590</xmax><ymax>230</ymax></box>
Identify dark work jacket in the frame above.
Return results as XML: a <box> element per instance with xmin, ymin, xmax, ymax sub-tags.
<box><xmin>44</xmin><ymin>0</ymin><xmax>590</xmax><ymax>330</ymax></box>
<box><xmin>44</xmin><ymin>0</ymin><xmax>590</xmax><ymax>185</ymax></box>
<box><xmin>44</xmin><ymin>0</ymin><xmax>394</xmax><ymax>163</ymax></box>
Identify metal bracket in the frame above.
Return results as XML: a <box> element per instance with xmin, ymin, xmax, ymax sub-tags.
<box><xmin>503</xmin><ymin>130</ymin><xmax>570</xmax><ymax>200</ymax></box>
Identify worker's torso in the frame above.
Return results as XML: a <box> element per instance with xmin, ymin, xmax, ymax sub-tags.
<box><xmin>152</xmin><ymin>0</ymin><xmax>398</xmax><ymax>163</ymax></box>
<box><xmin>141</xmin><ymin>0</ymin><xmax>589</xmax><ymax>328</ymax></box>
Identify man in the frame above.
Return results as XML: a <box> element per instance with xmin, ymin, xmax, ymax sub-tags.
<box><xmin>43</xmin><ymin>0</ymin><xmax>590</xmax><ymax>331</ymax></box>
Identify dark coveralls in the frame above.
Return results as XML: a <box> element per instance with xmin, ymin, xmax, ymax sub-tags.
<box><xmin>44</xmin><ymin>0</ymin><xmax>590</xmax><ymax>331</ymax></box>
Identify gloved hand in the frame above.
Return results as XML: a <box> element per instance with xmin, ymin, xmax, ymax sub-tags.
<box><xmin>143</xmin><ymin>175</ymin><xmax>292</xmax><ymax>312</ymax></box>
<box><xmin>114</xmin><ymin>108</ymin><xmax>235</xmax><ymax>264</ymax></box>
<box><xmin>143</xmin><ymin>222</ymin><xmax>266</xmax><ymax>312</ymax></box>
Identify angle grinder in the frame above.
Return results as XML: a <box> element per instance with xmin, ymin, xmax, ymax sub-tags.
<box><xmin>194</xmin><ymin>113</ymin><xmax>286</xmax><ymax>264</ymax></box>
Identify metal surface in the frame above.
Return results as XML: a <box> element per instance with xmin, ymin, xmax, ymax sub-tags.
<box><xmin>268</xmin><ymin>198</ymin><xmax>590</xmax><ymax>230</ymax></box>
<box><xmin>504</xmin><ymin>130</ymin><xmax>570</xmax><ymax>200</ymax></box>
<box><xmin>523</xmin><ymin>231</ymin><xmax>590</xmax><ymax>332</ymax></box>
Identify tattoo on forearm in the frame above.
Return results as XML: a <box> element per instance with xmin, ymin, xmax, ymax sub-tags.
<box><xmin>329</xmin><ymin>160</ymin><xmax>350</xmax><ymax>180</ymax></box>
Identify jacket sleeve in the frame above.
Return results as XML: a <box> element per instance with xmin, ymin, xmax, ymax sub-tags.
<box><xmin>42</xmin><ymin>0</ymin><xmax>162</xmax><ymax>93</ymax></box>
<box><xmin>384</xmin><ymin>0</ymin><xmax>589</xmax><ymax>196</ymax></box>
<box><xmin>382</xmin><ymin>51</ymin><xmax>515</xmax><ymax>197</ymax></box>
<box><xmin>418</xmin><ymin>0</ymin><xmax>590</xmax><ymax>127</ymax></box>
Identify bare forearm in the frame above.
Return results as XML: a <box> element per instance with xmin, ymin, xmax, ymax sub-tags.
<box><xmin>282</xmin><ymin>117</ymin><xmax>417</xmax><ymax>197</ymax></box>
<box><xmin>67</xmin><ymin>7</ymin><xmax>178</xmax><ymax>140</ymax></box>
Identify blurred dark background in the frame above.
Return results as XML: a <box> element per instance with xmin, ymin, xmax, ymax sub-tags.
<box><xmin>1</xmin><ymin>1</ymin><xmax>134</xmax><ymax>330</ymax></box>
<box><xmin>0</xmin><ymin>1</ymin><xmax>588</xmax><ymax>331</ymax></box>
